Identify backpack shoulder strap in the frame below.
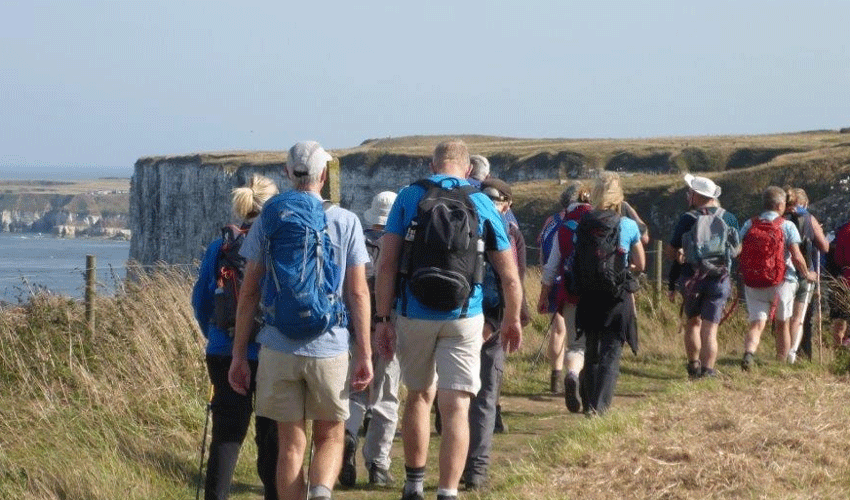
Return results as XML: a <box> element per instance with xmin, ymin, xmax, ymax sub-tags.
<box><xmin>413</xmin><ymin>178</ymin><xmax>437</xmax><ymax>190</ymax></box>
<box><xmin>459</xmin><ymin>184</ymin><xmax>479</xmax><ymax>197</ymax></box>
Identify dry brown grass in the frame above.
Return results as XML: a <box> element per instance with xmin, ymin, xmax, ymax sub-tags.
<box><xmin>135</xmin><ymin>130</ymin><xmax>850</xmax><ymax>168</ymax></box>
<box><xmin>0</xmin><ymin>266</ymin><xmax>206</xmax><ymax>499</ymax></box>
<box><xmin>534</xmin><ymin>371</ymin><xmax>850</xmax><ymax>499</ymax></box>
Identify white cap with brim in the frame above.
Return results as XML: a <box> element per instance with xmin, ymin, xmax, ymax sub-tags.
<box><xmin>364</xmin><ymin>191</ymin><xmax>397</xmax><ymax>226</ymax></box>
<box><xmin>684</xmin><ymin>173</ymin><xmax>721</xmax><ymax>199</ymax></box>
<box><xmin>288</xmin><ymin>141</ymin><xmax>332</xmax><ymax>179</ymax></box>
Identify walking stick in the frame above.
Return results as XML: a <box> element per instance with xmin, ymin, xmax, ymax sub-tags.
<box><xmin>817</xmin><ymin>250</ymin><xmax>823</xmax><ymax>364</ymax></box>
<box><xmin>533</xmin><ymin>312</ymin><xmax>557</xmax><ymax>364</ymax></box>
<box><xmin>196</xmin><ymin>385</ymin><xmax>214</xmax><ymax>500</ymax></box>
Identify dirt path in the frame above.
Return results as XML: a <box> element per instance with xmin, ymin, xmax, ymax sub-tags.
<box><xmin>332</xmin><ymin>391</ymin><xmax>598</xmax><ymax>499</ymax></box>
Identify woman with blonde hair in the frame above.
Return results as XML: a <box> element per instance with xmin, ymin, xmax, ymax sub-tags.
<box><xmin>574</xmin><ymin>172</ymin><xmax>645</xmax><ymax>415</ymax></box>
<box><xmin>192</xmin><ymin>174</ymin><xmax>279</xmax><ymax>500</ymax></box>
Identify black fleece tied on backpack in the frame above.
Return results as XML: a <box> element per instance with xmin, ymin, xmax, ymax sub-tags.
<box><xmin>576</xmin><ymin>292</ymin><xmax>638</xmax><ymax>355</ymax></box>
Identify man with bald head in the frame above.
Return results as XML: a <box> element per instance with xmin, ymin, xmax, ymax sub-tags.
<box><xmin>374</xmin><ymin>140</ymin><xmax>523</xmax><ymax>500</ymax></box>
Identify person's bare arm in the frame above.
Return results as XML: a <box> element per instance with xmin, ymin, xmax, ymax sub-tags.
<box><xmin>345</xmin><ymin>264</ymin><xmax>373</xmax><ymax>392</ymax></box>
<box><xmin>630</xmin><ymin>241</ymin><xmax>646</xmax><ymax>273</ymax></box>
<box><xmin>790</xmin><ymin>243</ymin><xmax>817</xmax><ymax>281</ymax></box>
<box><xmin>811</xmin><ymin>217</ymin><xmax>829</xmax><ymax>254</ymax></box>
<box><xmin>374</xmin><ymin>233</ymin><xmax>402</xmax><ymax>359</ymax></box>
<box><xmin>229</xmin><ymin>259</ymin><xmax>263</xmax><ymax>395</ymax></box>
<box><xmin>489</xmin><ymin>248</ymin><xmax>523</xmax><ymax>353</ymax></box>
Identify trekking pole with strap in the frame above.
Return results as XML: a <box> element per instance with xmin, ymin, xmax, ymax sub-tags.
<box><xmin>533</xmin><ymin>312</ymin><xmax>558</xmax><ymax>365</ymax></box>
<box><xmin>196</xmin><ymin>385</ymin><xmax>214</xmax><ymax>500</ymax></box>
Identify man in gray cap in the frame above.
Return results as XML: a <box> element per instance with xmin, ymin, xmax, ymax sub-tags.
<box><xmin>665</xmin><ymin>174</ymin><xmax>740</xmax><ymax>378</ymax></box>
<box><xmin>230</xmin><ymin>141</ymin><xmax>373</xmax><ymax>500</ymax></box>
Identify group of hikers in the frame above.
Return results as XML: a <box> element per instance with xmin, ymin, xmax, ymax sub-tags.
<box><xmin>190</xmin><ymin>138</ymin><xmax>850</xmax><ymax>500</ymax></box>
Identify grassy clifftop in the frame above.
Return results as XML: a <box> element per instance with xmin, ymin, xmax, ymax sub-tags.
<box><xmin>4</xmin><ymin>268</ymin><xmax>850</xmax><ymax>499</ymax></box>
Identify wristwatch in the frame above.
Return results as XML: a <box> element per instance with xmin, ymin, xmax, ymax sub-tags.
<box><xmin>375</xmin><ymin>315</ymin><xmax>392</xmax><ymax>323</ymax></box>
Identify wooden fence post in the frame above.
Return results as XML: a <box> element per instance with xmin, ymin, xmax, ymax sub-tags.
<box><xmin>85</xmin><ymin>255</ymin><xmax>96</xmax><ymax>331</ymax></box>
<box><xmin>321</xmin><ymin>157</ymin><xmax>341</xmax><ymax>205</ymax></box>
<box><xmin>654</xmin><ymin>240</ymin><xmax>663</xmax><ymax>301</ymax></box>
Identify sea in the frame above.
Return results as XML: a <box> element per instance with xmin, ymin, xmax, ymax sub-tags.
<box><xmin>0</xmin><ymin>232</ymin><xmax>131</xmax><ymax>304</ymax></box>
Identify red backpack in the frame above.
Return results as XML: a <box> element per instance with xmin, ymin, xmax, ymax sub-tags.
<box><xmin>555</xmin><ymin>203</ymin><xmax>592</xmax><ymax>306</ymax></box>
<box><xmin>740</xmin><ymin>217</ymin><xmax>786</xmax><ymax>288</ymax></box>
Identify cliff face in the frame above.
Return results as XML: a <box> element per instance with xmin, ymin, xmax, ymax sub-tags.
<box><xmin>130</xmin><ymin>132</ymin><xmax>850</xmax><ymax>266</ymax></box>
<box><xmin>130</xmin><ymin>156</ymin><xmax>289</xmax><ymax>265</ymax></box>
<box><xmin>130</xmin><ymin>150</ymin><xmax>574</xmax><ymax>265</ymax></box>
<box><xmin>0</xmin><ymin>193</ymin><xmax>129</xmax><ymax>237</ymax></box>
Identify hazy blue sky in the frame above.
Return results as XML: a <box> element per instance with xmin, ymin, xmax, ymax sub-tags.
<box><xmin>1</xmin><ymin>0</ymin><xmax>848</xmax><ymax>179</ymax></box>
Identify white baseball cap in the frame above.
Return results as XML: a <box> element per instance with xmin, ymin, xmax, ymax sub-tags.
<box><xmin>684</xmin><ymin>173</ymin><xmax>721</xmax><ymax>199</ymax></box>
<box><xmin>287</xmin><ymin>141</ymin><xmax>332</xmax><ymax>178</ymax></box>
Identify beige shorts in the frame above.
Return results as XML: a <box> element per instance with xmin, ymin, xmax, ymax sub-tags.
<box><xmin>395</xmin><ymin>315</ymin><xmax>484</xmax><ymax>395</ymax></box>
<box><xmin>255</xmin><ymin>348</ymin><xmax>349</xmax><ymax>423</ymax></box>
<box><xmin>744</xmin><ymin>280</ymin><xmax>797</xmax><ymax>322</ymax></box>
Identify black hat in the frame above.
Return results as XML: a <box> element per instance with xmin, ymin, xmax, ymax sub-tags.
<box><xmin>481</xmin><ymin>178</ymin><xmax>512</xmax><ymax>202</ymax></box>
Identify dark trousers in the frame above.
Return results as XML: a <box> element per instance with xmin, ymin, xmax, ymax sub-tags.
<box><xmin>463</xmin><ymin>332</ymin><xmax>505</xmax><ymax>482</ymax></box>
<box><xmin>580</xmin><ymin>327</ymin><xmax>624</xmax><ymax>415</ymax></box>
<box><xmin>800</xmin><ymin>300</ymin><xmax>815</xmax><ymax>360</ymax></box>
<box><xmin>204</xmin><ymin>355</ymin><xmax>278</xmax><ymax>500</ymax></box>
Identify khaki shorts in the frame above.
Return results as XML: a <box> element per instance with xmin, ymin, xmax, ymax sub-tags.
<box><xmin>255</xmin><ymin>348</ymin><xmax>349</xmax><ymax>423</ymax></box>
<box><xmin>744</xmin><ymin>280</ymin><xmax>797</xmax><ymax>322</ymax></box>
<box><xmin>395</xmin><ymin>315</ymin><xmax>484</xmax><ymax>395</ymax></box>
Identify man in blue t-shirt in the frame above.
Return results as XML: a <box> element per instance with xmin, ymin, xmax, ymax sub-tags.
<box><xmin>374</xmin><ymin>140</ymin><xmax>523</xmax><ymax>500</ymax></box>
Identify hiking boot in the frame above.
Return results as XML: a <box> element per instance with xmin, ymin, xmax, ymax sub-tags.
<box><xmin>564</xmin><ymin>372</ymin><xmax>581</xmax><ymax>413</ymax></box>
<box><xmin>437</xmin><ymin>495</ymin><xmax>458</xmax><ymax>500</ymax></box>
<box><xmin>550</xmin><ymin>369</ymin><xmax>564</xmax><ymax>394</ymax></box>
<box><xmin>400</xmin><ymin>491</ymin><xmax>425</xmax><ymax>500</ymax></box>
<box><xmin>700</xmin><ymin>367</ymin><xmax>717</xmax><ymax>378</ymax></box>
<box><xmin>686</xmin><ymin>360</ymin><xmax>702</xmax><ymax>379</ymax></box>
<box><xmin>741</xmin><ymin>352</ymin><xmax>754</xmax><ymax>371</ymax></box>
<box><xmin>339</xmin><ymin>430</ymin><xmax>357</xmax><ymax>487</ymax></box>
<box><xmin>494</xmin><ymin>404</ymin><xmax>506</xmax><ymax>433</ymax></box>
<box><xmin>368</xmin><ymin>462</ymin><xmax>394</xmax><ymax>486</ymax></box>
<box><xmin>464</xmin><ymin>474</ymin><xmax>486</xmax><ymax>490</ymax></box>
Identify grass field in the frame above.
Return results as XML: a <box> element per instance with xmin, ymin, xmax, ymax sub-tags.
<box><xmin>2</xmin><ymin>264</ymin><xmax>850</xmax><ymax>499</ymax></box>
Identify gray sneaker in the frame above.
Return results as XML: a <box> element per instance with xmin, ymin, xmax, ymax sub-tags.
<box><xmin>368</xmin><ymin>462</ymin><xmax>394</xmax><ymax>486</ymax></box>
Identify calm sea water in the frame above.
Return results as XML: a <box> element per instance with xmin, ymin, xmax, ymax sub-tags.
<box><xmin>0</xmin><ymin>232</ymin><xmax>130</xmax><ymax>303</ymax></box>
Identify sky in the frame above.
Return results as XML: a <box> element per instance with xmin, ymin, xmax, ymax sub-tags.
<box><xmin>1</xmin><ymin>0</ymin><xmax>848</xmax><ymax>179</ymax></box>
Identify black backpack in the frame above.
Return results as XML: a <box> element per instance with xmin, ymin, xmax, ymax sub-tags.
<box><xmin>213</xmin><ymin>224</ymin><xmax>248</xmax><ymax>336</ymax></box>
<box><xmin>569</xmin><ymin>210</ymin><xmax>637</xmax><ymax>298</ymax></box>
<box><xmin>400</xmin><ymin>179</ymin><xmax>484</xmax><ymax>314</ymax></box>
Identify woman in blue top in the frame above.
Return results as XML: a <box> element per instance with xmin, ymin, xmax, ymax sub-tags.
<box><xmin>575</xmin><ymin>172</ymin><xmax>645</xmax><ymax>416</ymax></box>
<box><xmin>191</xmin><ymin>174</ymin><xmax>279</xmax><ymax>500</ymax></box>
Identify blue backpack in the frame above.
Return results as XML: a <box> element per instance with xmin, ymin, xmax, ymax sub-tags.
<box><xmin>260</xmin><ymin>191</ymin><xmax>346</xmax><ymax>340</ymax></box>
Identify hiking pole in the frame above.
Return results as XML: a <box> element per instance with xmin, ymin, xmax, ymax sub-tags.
<box><xmin>817</xmin><ymin>250</ymin><xmax>823</xmax><ymax>364</ymax></box>
<box><xmin>196</xmin><ymin>385</ymin><xmax>214</xmax><ymax>500</ymax></box>
<box><xmin>533</xmin><ymin>312</ymin><xmax>557</xmax><ymax>364</ymax></box>
<box><xmin>304</xmin><ymin>419</ymin><xmax>315</xmax><ymax>500</ymax></box>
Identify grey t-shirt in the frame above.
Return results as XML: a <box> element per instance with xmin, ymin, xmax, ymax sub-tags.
<box><xmin>240</xmin><ymin>192</ymin><xmax>370</xmax><ymax>357</ymax></box>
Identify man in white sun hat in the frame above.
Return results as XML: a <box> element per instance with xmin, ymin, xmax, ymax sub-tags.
<box><xmin>665</xmin><ymin>173</ymin><xmax>740</xmax><ymax>378</ymax></box>
<box><xmin>340</xmin><ymin>190</ymin><xmax>401</xmax><ymax>488</ymax></box>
